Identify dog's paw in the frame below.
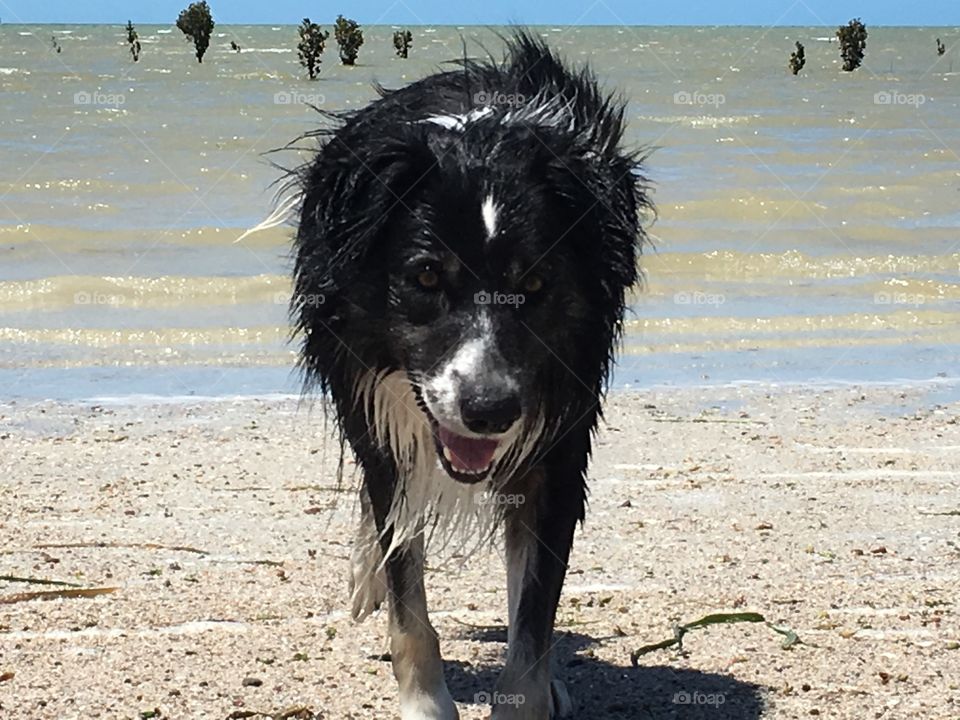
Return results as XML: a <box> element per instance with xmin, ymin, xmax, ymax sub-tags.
<box><xmin>548</xmin><ymin>679</ymin><xmax>573</xmax><ymax>718</ymax></box>
<box><xmin>487</xmin><ymin>678</ymin><xmax>569</xmax><ymax>719</ymax></box>
<box><xmin>400</xmin><ymin>687</ymin><xmax>460</xmax><ymax>720</ymax></box>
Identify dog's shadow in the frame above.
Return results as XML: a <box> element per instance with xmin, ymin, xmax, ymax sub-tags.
<box><xmin>444</xmin><ymin>628</ymin><xmax>765</xmax><ymax>719</ymax></box>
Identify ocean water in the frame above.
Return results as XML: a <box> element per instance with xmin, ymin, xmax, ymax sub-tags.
<box><xmin>1</xmin><ymin>24</ymin><xmax>959</xmax><ymax>400</ymax></box>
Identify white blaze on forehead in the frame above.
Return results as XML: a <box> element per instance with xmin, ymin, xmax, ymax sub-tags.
<box><xmin>481</xmin><ymin>194</ymin><xmax>499</xmax><ymax>240</ymax></box>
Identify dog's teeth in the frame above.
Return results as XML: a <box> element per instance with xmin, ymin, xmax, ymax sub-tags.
<box><xmin>440</xmin><ymin>444</ymin><xmax>492</xmax><ymax>477</ymax></box>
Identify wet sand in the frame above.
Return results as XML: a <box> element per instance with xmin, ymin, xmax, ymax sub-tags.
<box><xmin>1</xmin><ymin>384</ymin><xmax>958</xmax><ymax>719</ymax></box>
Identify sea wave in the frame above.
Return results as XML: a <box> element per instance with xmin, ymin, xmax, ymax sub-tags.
<box><xmin>642</xmin><ymin>250</ymin><xmax>960</xmax><ymax>281</ymax></box>
<box><xmin>0</xmin><ymin>325</ymin><xmax>289</xmax><ymax>349</ymax></box>
<box><xmin>0</xmin><ymin>274</ymin><xmax>290</xmax><ymax>311</ymax></box>
<box><xmin>0</xmin><ymin>223</ymin><xmax>290</xmax><ymax>253</ymax></box>
<box><xmin>625</xmin><ymin>309</ymin><xmax>960</xmax><ymax>338</ymax></box>
<box><xmin>636</xmin><ymin>113</ymin><xmax>754</xmax><ymax>128</ymax></box>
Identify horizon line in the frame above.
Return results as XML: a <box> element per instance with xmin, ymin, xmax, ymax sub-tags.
<box><xmin>4</xmin><ymin>21</ymin><xmax>960</xmax><ymax>28</ymax></box>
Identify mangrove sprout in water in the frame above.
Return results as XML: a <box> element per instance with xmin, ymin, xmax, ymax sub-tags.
<box><xmin>177</xmin><ymin>1</ymin><xmax>215</xmax><ymax>64</ymax></box>
<box><xmin>789</xmin><ymin>41</ymin><xmax>805</xmax><ymax>75</ymax></box>
<box><xmin>836</xmin><ymin>18</ymin><xmax>867</xmax><ymax>72</ymax></box>
<box><xmin>335</xmin><ymin>16</ymin><xmax>364</xmax><ymax>66</ymax></box>
<box><xmin>393</xmin><ymin>30</ymin><xmax>413</xmax><ymax>59</ymax></box>
<box><xmin>126</xmin><ymin>21</ymin><xmax>141</xmax><ymax>62</ymax></box>
<box><xmin>297</xmin><ymin>18</ymin><xmax>330</xmax><ymax>80</ymax></box>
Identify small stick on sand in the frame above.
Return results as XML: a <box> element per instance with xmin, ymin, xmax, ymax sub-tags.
<box><xmin>35</xmin><ymin>541</ymin><xmax>208</xmax><ymax>555</ymax></box>
<box><xmin>0</xmin><ymin>587</ymin><xmax>117</xmax><ymax>605</ymax></box>
<box><xmin>0</xmin><ymin>575</ymin><xmax>81</xmax><ymax>587</ymax></box>
<box><xmin>630</xmin><ymin>611</ymin><xmax>801</xmax><ymax>665</ymax></box>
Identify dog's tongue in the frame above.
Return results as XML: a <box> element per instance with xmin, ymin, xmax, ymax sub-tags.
<box><xmin>438</xmin><ymin>426</ymin><xmax>499</xmax><ymax>473</ymax></box>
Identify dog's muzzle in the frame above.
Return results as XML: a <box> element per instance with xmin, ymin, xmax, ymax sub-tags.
<box><xmin>427</xmin><ymin>390</ymin><xmax>522</xmax><ymax>484</ymax></box>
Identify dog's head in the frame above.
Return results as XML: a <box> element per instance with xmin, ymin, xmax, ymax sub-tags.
<box><xmin>292</xmin><ymin>36</ymin><xmax>649</xmax><ymax>483</ymax></box>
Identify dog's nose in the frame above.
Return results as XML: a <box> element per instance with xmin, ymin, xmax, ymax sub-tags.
<box><xmin>460</xmin><ymin>393</ymin><xmax>521</xmax><ymax>435</ymax></box>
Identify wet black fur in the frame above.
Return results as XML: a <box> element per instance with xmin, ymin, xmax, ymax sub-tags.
<box><xmin>291</xmin><ymin>31</ymin><xmax>650</xmax><ymax>479</ymax></box>
<box><xmin>289</xmin><ymin>31</ymin><xmax>651</xmax><ymax>712</ymax></box>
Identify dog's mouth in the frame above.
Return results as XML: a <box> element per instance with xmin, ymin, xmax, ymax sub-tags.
<box><xmin>410</xmin><ymin>383</ymin><xmax>504</xmax><ymax>484</ymax></box>
<box><xmin>433</xmin><ymin>425</ymin><xmax>499</xmax><ymax>484</ymax></box>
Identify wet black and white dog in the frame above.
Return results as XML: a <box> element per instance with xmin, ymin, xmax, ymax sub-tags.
<box><xmin>290</xmin><ymin>32</ymin><xmax>649</xmax><ymax>720</ymax></box>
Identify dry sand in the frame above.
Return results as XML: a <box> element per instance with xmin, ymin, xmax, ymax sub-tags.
<box><xmin>1</xmin><ymin>384</ymin><xmax>958</xmax><ymax>719</ymax></box>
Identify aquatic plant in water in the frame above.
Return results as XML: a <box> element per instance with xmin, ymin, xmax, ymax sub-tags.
<box><xmin>789</xmin><ymin>41</ymin><xmax>805</xmax><ymax>75</ymax></box>
<box><xmin>836</xmin><ymin>18</ymin><xmax>867</xmax><ymax>72</ymax></box>
<box><xmin>335</xmin><ymin>15</ymin><xmax>364</xmax><ymax>66</ymax></box>
<box><xmin>298</xmin><ymin>18</ymin><xmax>330</xmax><ymax>80</ymax></box>
<box><xmin>126</xmin><ymin>21</ymin><xmax>141</xmax><ymax>62</ymax></box>
<box><xmin>393</xmin><ymin>30</ymin><xmax>413</xmax><ymax>59</ymax></box>
<box><xmin>177</xmin><ymin>1</ymin><xmax>215</xmax><ymax>64</ymax></box>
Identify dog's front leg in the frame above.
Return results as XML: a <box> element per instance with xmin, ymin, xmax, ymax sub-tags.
<box><xmin>365</xmin><ymin>479</ymin><xmax>459</xmax><ymax>720</ymax></box>
<box><xmin>493</xmin><ymin>468</ymin><xmax>579</xmax><ymax>719</ymax></box>
<box><xmin>385</xmin><ymin>535</ymin><xmax>458</xmax><ymax>720</ymax></box>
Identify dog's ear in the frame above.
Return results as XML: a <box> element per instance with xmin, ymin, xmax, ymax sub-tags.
<box><xmin>540</xmin><ymin>131</ymin><xmax>647</xmax><ymax>309</ymax></box>
<box><xmin>293</xmin><ymin>129</ymin><xmax>435</xmax><ymax>309</ymax></box>
<box><xmin>535</xmin><ymin>128</ymin><xmax>649</xmax><ymax>392</ymax></box>
<box><xmin>291</xmin><ymin>130</ymin><xmax>436</xmax><ymax>386</ymax></box>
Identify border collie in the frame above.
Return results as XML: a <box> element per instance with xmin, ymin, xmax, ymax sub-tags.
<box><xmin>289</xmin><ymin>32</ymin><xmax>650</xmax><ymax>720</ymax></box>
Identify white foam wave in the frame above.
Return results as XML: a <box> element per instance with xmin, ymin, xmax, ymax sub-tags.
<box><xmin>76</xmin><ymin>392</ymin><xmax>301</xmax><ymax>407</ymax></box>
<box><xmin>637</xmin><ymin>113</ymin><xmax>753</xmax><ymax>128</ymax></box>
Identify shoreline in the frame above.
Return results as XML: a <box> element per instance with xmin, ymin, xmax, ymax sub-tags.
<box><xmin>4</xmin><ymin>366</ymin><xmax>960</xmax><ymax>407</ymax></box>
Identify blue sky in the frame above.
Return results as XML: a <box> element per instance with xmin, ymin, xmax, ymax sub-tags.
<box><xmin>2</xmin><ymin>0</ymin><xmax>958</xmax><ymax>26</ymax></box>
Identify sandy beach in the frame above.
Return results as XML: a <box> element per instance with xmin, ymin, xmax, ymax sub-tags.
<box><xmin>1</xmin><ymin>384</ymin><xmax>958</xmax><ymax>719</ymax></box>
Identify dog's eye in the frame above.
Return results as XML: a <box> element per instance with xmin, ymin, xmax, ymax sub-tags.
<box><xmin>417</xmin><ymin>269</ymin><xmax>441</xmax><ymax>290</ymax></box>
<box><xmin>522</xmin><ymin>274</ymin><xmax>544</xmax><ymax>294</ymax></box>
